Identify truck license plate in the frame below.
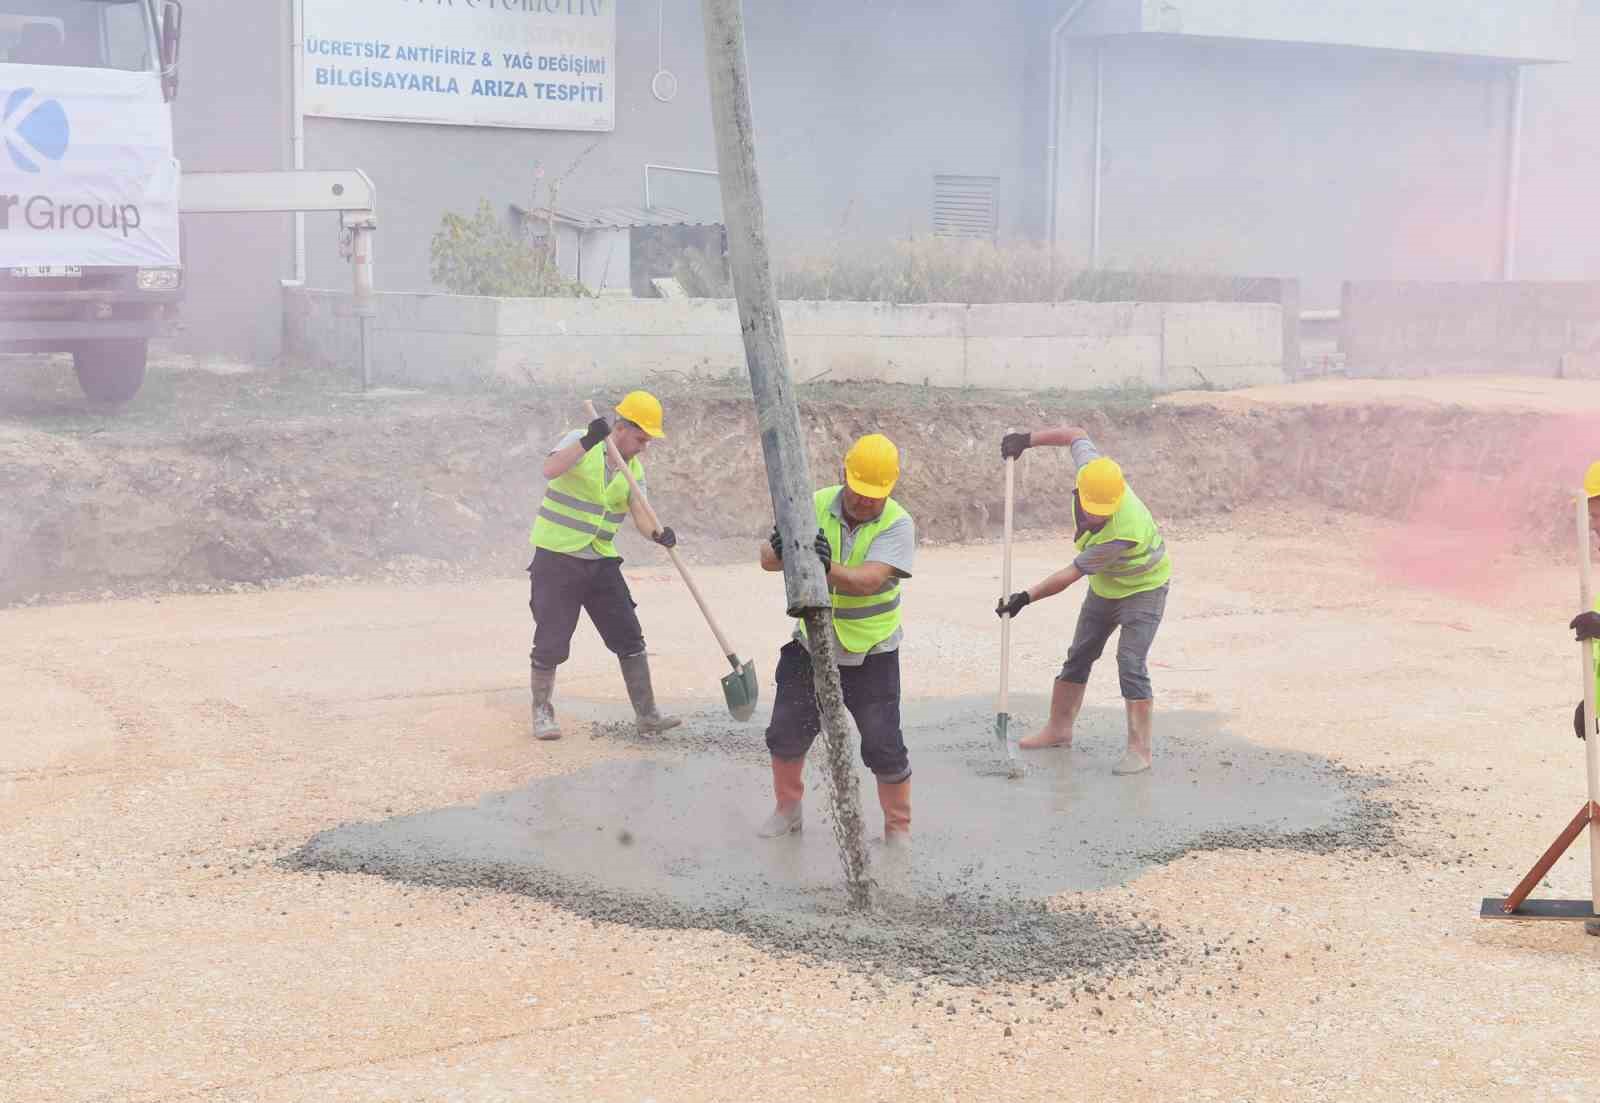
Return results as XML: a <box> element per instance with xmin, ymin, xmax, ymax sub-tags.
<box><xmin>10</xmin><ymin>266</ymin><xmax>82</xmax><ymax>278</ymax></box>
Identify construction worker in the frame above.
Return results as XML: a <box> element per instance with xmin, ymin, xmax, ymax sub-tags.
<box><xmin>996</xmin><ymin>425</ymin><xmax>1171</xmax><ymax>775</ymax></box>
<box><xmin>1569</xmin><ymin>460</ymin><xmax>1600</xmax><ymax>741</ymax></box>
<box><xmin>527</xmin><ymin>391</ymin><xmax>681</xmax><ymax>741</ymax></box>
<box><xmin>756</xmin><ymin>434</ymin><xmax>915</xmax><ymax>843</ymax></box>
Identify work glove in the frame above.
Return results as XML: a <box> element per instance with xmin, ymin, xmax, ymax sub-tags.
<box><xmin>579</xmin><ymin>416</ymin><xmax>611</xmax><ymax>451</ymax></box>
<box><xmin>768</xmin><ymin>526</ymin><xmax>784</xmax><ymax>561</ymax></box>
<box><xmin>1000</xmin><ymin>431</ymin><xmax>1032</xmax><ymax>461</ymax></box>
<box><xmin>652</xmin><ymin>527</ymin><xmax>677</xmax><ymax>549</ymax></box>
<box><xmin>1576</xmin><ymin>702</ymin><xmax>1589</xmax><ymax>742</ymax></box>
<box><xmin>1571</xmin><ymin>611</ymin><xmax>1600</xmax><ymax>641</ymax></box>
<box><xmin>996</xmin><ymin>591</ymin><xmax>1032</xmax><ymax>619</ymax></box>
<box><xmin>813</xmin><ymin>530</ymin><xmax>833</xmax><ymax>574</ymax></box>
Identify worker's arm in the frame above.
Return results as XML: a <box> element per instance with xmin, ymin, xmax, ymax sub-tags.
<box><xmin>1000</xmin><ymin>426</ymin><xmax>1100</xmax><ymax>469</ymax></box>
<box><xmin>541</xmin><ymin>417</ymin><xmax>611</xmax><ymax>480</ymax></box>
<box><xmin>827</xmin><ymin>560</ymin><xmax>898</xmax><ymax>597</ymax></box>
<box><xmin>1029</xmin><ymin>564</ymin><xmax>1084</xmax><ymax>601</ymax></box>
<box><xmin>997</xmin><ymin>564</ymin><xmax>1085</xmax><ymax>618</ymax></box>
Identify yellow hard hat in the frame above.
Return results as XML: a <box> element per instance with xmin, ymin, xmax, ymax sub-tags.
<box><xmin>614</xmin><ymin>390</ymin><xmax>664</xmax><ymax>439</ymax></box>
<box><xmin>1586</xmin><ymin>460</ymin><xmax>1600</xmax><ymax>499</ymax></box>
<box><xmin>844</xmin><ymin>433</ymin><xmax>900</xmax><ymax>498</ymax></box>
<box><xmin>1077</xmin><ymin>457</ymin><xmax>1126</xmax><ymax>516</ymax></box>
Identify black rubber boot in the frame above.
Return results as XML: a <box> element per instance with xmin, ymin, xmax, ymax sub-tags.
<box><xmin>619</xmin><ymin>652</ymin><xmax>681</xmax><ymax>734</ymax></box>
<box><xmin>531</xmin><ymin>665</ymin><xmax>560</xmax><ymax>741</ymax></box>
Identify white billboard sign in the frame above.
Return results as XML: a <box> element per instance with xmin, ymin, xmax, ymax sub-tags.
<box><xmin>301</xmin><ymin>0</ymin><xmax>616</xmax><ymax>132</ymax></box>
<box><xmin>0</xmin><ymin>67</ymin><xmax>180</xmax><ymax>268</ymax></box>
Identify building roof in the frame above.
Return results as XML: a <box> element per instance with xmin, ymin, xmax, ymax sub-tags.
<box><xmin>513</xmin><ymin>202</ymin><xmax>721</xmax><ymax>230</ymax></box>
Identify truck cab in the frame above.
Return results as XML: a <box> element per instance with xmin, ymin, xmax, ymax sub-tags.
<box><xmin>0</xmin><ymin>0</ymin><xmax>182</xmax><ymax>403</ymax></box>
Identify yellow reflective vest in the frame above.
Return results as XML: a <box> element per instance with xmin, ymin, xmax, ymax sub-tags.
<box><xmin>799</xmin><ymin>486</ymin><xmax>907</xmax><ymax>653</ymax></box>
<box><xmin>1076</xmin><ymin>485</ymin><xmax>1171</xmax><ymax>600</ymax></box>
<box><xmin>529</xmin><ymin>440</ymin><xmax>641</xmax><ymax>559</ymax></box>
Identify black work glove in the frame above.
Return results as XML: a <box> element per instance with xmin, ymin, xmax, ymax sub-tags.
<box><xmin>652</xmin><ymin>526</ymin><xmax>677</xmax><ymax>549</ymax></box>
<box><xmin>1575</xmin><ymin>702</ymin><xmax>1589</xmax><ymax>742</ymax></box>
<box><xmin>1000</xmin><ymin>431</ymin><xmax>1032</xmax><ymax>461</ymax></box>
<box><xmin>768</xmin><ymin>526</ymin><xmax>784</xmax><ymax>561</ymax></box>
<box><xmin>813</xmin><ymin>530</ymin><xmax>832</xmax><ymax>573</ymax></box>
<box><xmin>996</xmin><ymin>591</ymin><xmax>1032</xmax><ymax>618</ymax></box>
<box><xmin>1571</xmin><ymin>611</ymin><xmax>1600</xmax><ymax>641</ymax></box>
<box><xmin>579</xmin><ymin>416</ymin><xmax>611</xmax><ymax>451</ymax></box>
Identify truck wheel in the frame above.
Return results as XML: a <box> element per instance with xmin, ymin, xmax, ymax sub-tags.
<box><xmin>73</xmin><ymin>340</ymin><xmax>148</xmax><ymax>404</ymax></box>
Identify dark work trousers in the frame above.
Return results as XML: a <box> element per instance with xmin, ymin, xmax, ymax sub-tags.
<box><xmin>528</xmin><ymin>547</ymin><xmax>645</xmax><ymax>670</ymax></box>
<box><xmin>764</xmin><ymin>639</ymin><xmax>910</xmax><ymax>782</ymax></box>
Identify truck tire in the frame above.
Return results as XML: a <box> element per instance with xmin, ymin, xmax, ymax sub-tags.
<box><xmin>73</xmin><ymin>340</ymin><xmax>148</xmax><ymax>404</ymax></box>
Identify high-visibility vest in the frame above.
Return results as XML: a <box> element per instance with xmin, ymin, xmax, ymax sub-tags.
<box><xmin>1076</xmin><ymin>485</ymin><xmax>1171</xmax><ymax>600</ymax></box>
<box><xmin>529</xmin><ymin>440</ymin><xmax>641</xmax><ymax>559</ymax></box>
<box><xmin>799</xmin><ymin>486</ymin><xmax>908</xmax><ymax>653</ymax></box>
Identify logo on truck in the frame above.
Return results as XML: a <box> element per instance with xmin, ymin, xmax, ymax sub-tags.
<box><xmin>1</xmin><ymin>88</ymin><xmax>70</xmax><ymax>173</ymax></box>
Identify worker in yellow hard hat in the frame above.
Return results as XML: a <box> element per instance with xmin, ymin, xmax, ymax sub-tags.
<box><xmin>527</xmin><ymin>390</ymin><xmax>681</xmax><ymax>741</ymax></box>
<box><xmin>756</xmin><ymin>433</ymin><xmax>917</xmax><ymax>843</ymax></box>
<box><xmin>997</xmin><ymin>425</ymin><xmax>1172</xmax><ymax>775</ymax></box>
<box><xmin>1569</xmin><ymin>460</ymin><xmax>1600</xmax><ymax>741</ymax></box>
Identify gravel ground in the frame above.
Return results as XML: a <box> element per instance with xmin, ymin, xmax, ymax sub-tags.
<box><xmin>4</xmin><ymin>509</ymin><xmax>1599</xmax><ymax>1102</ymax></box>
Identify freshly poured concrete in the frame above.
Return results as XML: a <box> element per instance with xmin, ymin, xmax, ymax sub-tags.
<box><xmin>290</xmin><ymin>696</ymin><xmax>1391</xmax><ymax>983</ymax></box>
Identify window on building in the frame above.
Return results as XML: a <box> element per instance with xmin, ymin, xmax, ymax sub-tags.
<box><xmin>932</xmin><ymin>175</ymin><xmax>999</xmax><ymax>241</ymax></box>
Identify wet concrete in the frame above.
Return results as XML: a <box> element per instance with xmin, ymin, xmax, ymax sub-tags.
<box><xmin>287</xmin><ymin>696</ymin><xmax>1395</xmax><ymax>985</ymax></box>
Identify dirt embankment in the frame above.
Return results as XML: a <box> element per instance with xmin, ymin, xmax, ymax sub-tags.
<box><xmin>0</xmin><ymin>367</ymin><xmax>1594</xmax><ymax>605</ymax></box>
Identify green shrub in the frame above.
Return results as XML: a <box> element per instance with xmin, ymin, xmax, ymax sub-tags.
<box><xmin>428</xmin><ymin>200</ymin><xmax>588</xmax><ymax>298</ymax></box>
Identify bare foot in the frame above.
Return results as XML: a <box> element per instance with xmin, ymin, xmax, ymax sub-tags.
<box><xmin>1112</xmin><ymin>750</ymin><xmax>1151</xmax><ymax>775</ymax></box>
<box><xmin>1019</xmin><ymin>726</ymin><xmax>1072</xmax><ymax>750</ymax></box>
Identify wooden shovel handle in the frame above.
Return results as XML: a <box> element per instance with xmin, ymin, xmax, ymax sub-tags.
<box><xmin>998</xmin><ymin>429</ymin><xmax>1017</xmax><ymax>716</ymax></box>
<box><xmin>582</xmin><ymin>400</ymin><xmax>738</xmax><ymax>661</ymax></box>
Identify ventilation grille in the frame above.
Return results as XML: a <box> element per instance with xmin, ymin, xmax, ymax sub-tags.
<box><xmin>933</xmin><ymin>175</ymin><xmax>999</xmax><ymax>240</ymax></box>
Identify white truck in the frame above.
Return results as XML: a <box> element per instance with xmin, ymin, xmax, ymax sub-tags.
<box><xmin>0</xmin><ymin>0</ymin><xmax>182</xmax><ymax>403</ymax></box>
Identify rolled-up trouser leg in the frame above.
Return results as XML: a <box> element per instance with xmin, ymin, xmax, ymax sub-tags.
<box><xmin>1059</xmin><ymin>590</ymin><xmax>1118</xmax><ymax>686</ymax></box>
<box><xmin>764</xmin><ymin>640</ymin><xmax>822</xmax><ymax>763</ymax></box>
<box><xmin>843</xmin><ymin>649</ymin><xmax>909</xmax><ymax>783</ymax></box>
<box><xmin>1112</xmin><ymin>584</ymin><xmax>1169</xmax><ymax>701</ymax></box>
<box><xmin>529</xmin><ymin>548</ymin><xmax>589</xmax><ymax>670</ymax></box>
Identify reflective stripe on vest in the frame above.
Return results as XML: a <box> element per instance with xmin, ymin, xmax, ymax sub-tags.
<box><xmin>1075</xmin><ymin>485</ymin><xmax>1171</xmax><ymax>600</ymax></box>
<box><xmin>799</xmin><ymin>485</ymin><xmax>908</xmax><ymax>653</ymax></box>
<box><xmin>529</xmin><ymin>440</ymin><xmax>641</xmax><ymax>559</ymax></box>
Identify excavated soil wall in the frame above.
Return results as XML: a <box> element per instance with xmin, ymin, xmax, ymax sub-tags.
<box><xmin>1</xmin><ymin>377</ymin><xmax>1594</xmax><ymax>605</ymax></box>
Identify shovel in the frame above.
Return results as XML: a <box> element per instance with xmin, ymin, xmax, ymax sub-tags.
<box><xmin>583</xmin><ymin>400</ymin><xmax>759</xmax><ymax>721</ymax></box>
<box><xmin>995</xmin><ymin>429</ymin><xmax>1023</xmax><ymax>779</ymax></box>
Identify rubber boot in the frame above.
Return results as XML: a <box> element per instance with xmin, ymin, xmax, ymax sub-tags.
<box><xmin>619</xmin><ymin>652</ymin><xmax>681</xmax><ymax>735</ymax></box>
<box><xmin>1113</xmin><ymin>697</ymin><xmax>1153</xmax><ymax>775</ymax></box>
<box><xmin>530</xmin><ymin>665</ymin><xmax>561</xmax><ymax>741</ymax></box>
<box><xmin>1019</xmin><ymin>680</ymin><xmax>1086</xmax><ymax>749</ymax></box>
<box><xmin>877</xmin><ymin>776</ymin><xmax>911</xmax><ymax>846</ymax></box>
<box><xmin>756</xmin><ymin>756</ymin><xmax>805</xmax><ymax>838</ymax></box>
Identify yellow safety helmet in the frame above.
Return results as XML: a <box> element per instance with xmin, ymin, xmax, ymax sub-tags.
<box><xmin>1077</xmin><ymin>457</ymin><xmax>1126</xmax><ymax>516</ymax></box>
<box><xmin>1586</xmin><ymin>460</ymin><xmax>1600</xmax><ymax>499</ymax></box>
<box><xmin>614</xmin><ymin>390</ymin><xmax>665</xmax><ymax>439</ymax></box>
<box><xmin>844</xmin><ymin>433</ymin><xmax>900</xmax><ymax>498</ymax></box>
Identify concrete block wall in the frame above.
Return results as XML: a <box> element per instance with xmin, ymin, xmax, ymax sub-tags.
<box><xmin>287</xmin><ymin>290</ymin><xmax>1285</xmax><ymax>392</ymax></box>
<box><xmin>1340</xmin><ymin>281</ymin><xmax>1600</xmax><ymax>378</ymax></box>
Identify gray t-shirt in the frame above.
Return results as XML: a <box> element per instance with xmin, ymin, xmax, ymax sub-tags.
<box><xmin>544</xmin><ymin>430</ymin><xmax>643</xmax><ymax>559</ymax></box>
<box><xmin>794</xmin><ymin>488</ymin><xmax>916</xmax><ymax>666</ymax></box>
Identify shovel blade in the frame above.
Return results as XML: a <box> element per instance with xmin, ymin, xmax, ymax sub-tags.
<box><xmin>722</xmin><ymin>658</ymin><xmax>759</xmax><ymax>722</ymax></box>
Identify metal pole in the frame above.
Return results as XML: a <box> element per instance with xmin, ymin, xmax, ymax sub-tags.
<box><xmin>1576</xmin><ymin>494</ymin><xmax>1599</xmax><ymax>915</ymax></box>
<box><xmin>1501</xmin><ymin>66</ymin><xmax>1525</xmax><ymax>281</ymax></box>
<box><xmin>700</xmin><ymin>0</ymin><xmax>870</xmax><ymax>908</ymax></box>
<box><xmin>351</xmin><ymin>223</ymin><xmax>374</xmax><ymax>390</ymax></box>
<box><xmin>1091</xmin><ymin>42</ymin><xmax>1104</xmax><ymax>270</ymax></box>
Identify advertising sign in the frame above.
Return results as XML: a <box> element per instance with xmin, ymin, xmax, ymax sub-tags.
<box><xmin>302</xmin><ymin>0</ymin><xmax>617</xmax><ymax>131</ymax></box>
<box><xmin>0</xmin><ymin>67</ymin><xmax>180</xmax><ymax>268</ymax></box>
